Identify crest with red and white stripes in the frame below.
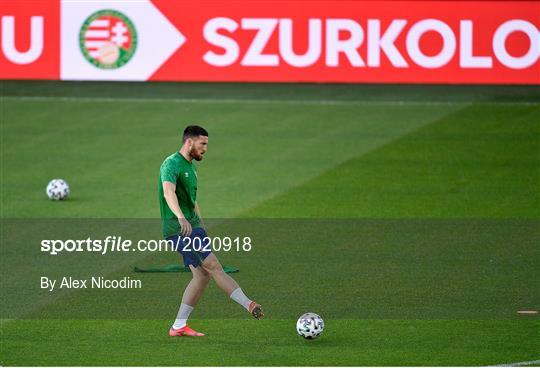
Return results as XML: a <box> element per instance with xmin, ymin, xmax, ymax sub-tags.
<box><xmin>79</xmin><ymin>9</ymin><xmax>137</xmax><ymax>69</ymax></box>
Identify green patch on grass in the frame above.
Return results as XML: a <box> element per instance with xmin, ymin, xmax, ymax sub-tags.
<box><xmin>1</xmin><ymin>319</ymin><xmax>538</xmax><ymax>366</ymax></box>
<box><xmin>245</xmin><ymin>104</ymin><xmax>540</xmax><ymax>218</ymax></box>
<box><xmin>1</xmin><ymin>82</ymin><xmax>539</xmax><ymax>366</ymax></box>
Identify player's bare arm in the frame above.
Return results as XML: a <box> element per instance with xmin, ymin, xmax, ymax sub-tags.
<box><xmin>162</xmin><ymin>181</ymin><xmax>192</xmax><ymax>236</ymax></box>
<box><xmin>194</xmin><ymin>202</ymin><xmax>205</xmax><ymax>229</ymax></box>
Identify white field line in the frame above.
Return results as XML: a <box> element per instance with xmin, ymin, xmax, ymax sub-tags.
<box><xmin>492</xmin><ymin>359</ymin><xmax>540</xmax><ymax>367</ymax></box>
<box><xmin>1</xmin><ymin>95</ymin><xmax>538</xmax><ymax>106</ymax></box>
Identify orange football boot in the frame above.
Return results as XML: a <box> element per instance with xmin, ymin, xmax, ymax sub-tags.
<box><xmin>169</xmin><ymin>325</ymin><xmax>205</xmax><ymax>337</ymax></box>
<box><xmin>248</xmin><ymin>301</ymin><xmax>264</xmax><ymax>319</ymax></box>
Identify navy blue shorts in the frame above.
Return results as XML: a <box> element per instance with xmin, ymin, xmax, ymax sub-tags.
<box><xmin>167</xmin><ymin>227</ymin><xmax>212</xmax><ymax>268</ymax></box>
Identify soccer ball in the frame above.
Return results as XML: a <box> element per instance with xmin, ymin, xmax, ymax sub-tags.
<box><xmin>46</xmin><ymin>179</ymin><xmax>70</xmax><ymax>200</ymax></box>
<box><xmin>296</xmin><ymin>312</ymin><xmax>324</xmax><ymax>339</ymax></box>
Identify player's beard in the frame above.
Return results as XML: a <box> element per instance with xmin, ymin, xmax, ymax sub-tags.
<box><xmin>190</xmin><ymin>147</ymin><xmax>204</xmax><ymax>161</ymax></box>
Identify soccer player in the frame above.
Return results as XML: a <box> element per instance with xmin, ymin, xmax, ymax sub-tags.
<box><xmin>159</xmin><ymin>125</ymin><xmax>264</xmax><ymax>337</ymax></box>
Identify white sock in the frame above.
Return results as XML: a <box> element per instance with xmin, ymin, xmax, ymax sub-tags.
<box><xmin>172</xmin><ymin>303</ymin><xmax>194</xmax><ymax>330</ymax></box>
<box><xmin>229</xmin><ymin>287</ymin><xmax>252</xmax><ymax>311</ymax></box>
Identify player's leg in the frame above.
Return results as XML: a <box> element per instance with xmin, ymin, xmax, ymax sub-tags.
<box><xmin>169</xmin><ymin>265</ymin><xmax>209</xmax><ymax>336</ymax></box>
<box><xmin>172</xmin><ymin>265</ymin><xmax>210</xmax><ymax>326</ymax></box>
<box><xmin>201</xmin><ymin>253</ymin><xmax>238</xmax><ymax>294</ymax></box>
<box><xmin>201</xmin><ymin>253</ymin><xmax>264</xmax><ymax>319</ymax></box>
<box><xmin>169</xmin><ymin>231</ymin><xmax>210</xmax><ymax>336</ymax></box>
<box><xmin>182</xmin><ymin>265</ymin><xmax>210</xmax><ymax>306</ymax></box>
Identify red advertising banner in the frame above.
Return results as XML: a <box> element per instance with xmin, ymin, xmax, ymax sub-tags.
<box><xmin>0</xmin><ymin>0</ymin><xmax>59</xmax><ymax>79</ymax></box>
<box><xmin>0</xmin><ymin>0</ymin><xmax>539</xmax><ymax>84</ymax></box>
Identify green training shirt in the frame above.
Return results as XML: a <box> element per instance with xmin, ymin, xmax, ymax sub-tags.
<box><xmin>158</xmin><ymin>151</ymin><xmax>201</xmax><ymax>238</ymax></box>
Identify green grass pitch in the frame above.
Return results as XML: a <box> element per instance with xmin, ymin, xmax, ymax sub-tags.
<box><xmin>1</xmin><ymin>81</ymin><xmax>539</xmax><ymax>366</ymax></box>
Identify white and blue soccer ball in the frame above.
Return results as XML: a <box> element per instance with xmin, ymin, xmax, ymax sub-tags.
<box><xmin>46</xmin><ymin>179</ymin><xmax>70</xmax><ymax>200</ymax></box>
<box><xmin>296</xmin><ymin>312</ymin><xmax>324</xmax><ymax>339</ymax></box>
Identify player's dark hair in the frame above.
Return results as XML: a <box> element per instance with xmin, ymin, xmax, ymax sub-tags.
<box><xmin>183</xmin><ymin>125</ymin><xmax>208</xmax><ymax>142</ymax></box>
